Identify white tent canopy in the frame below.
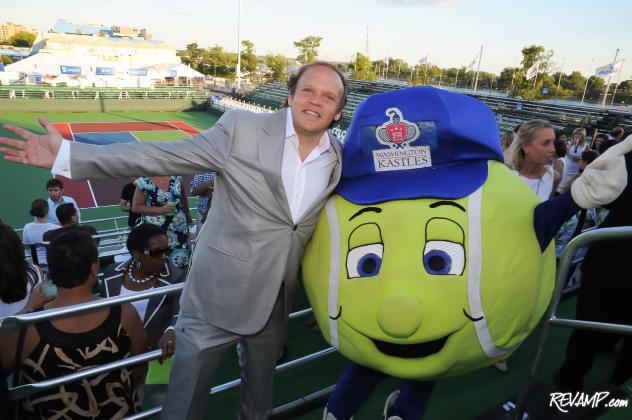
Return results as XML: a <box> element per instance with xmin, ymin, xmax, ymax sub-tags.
<box><xmin>4</xmin><ymin>51</ymin><xmax>203</xmax><ymax>87</ymax></box>
<box><xmin>150</xmin><ymin>63</ymin><xmax>204</xmax><ymax>78</ymax></box>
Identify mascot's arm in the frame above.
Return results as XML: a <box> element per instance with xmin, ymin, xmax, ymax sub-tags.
<box><xmin>534</xmin><ymin>135</ymin><xmax>632</xmax><ymax>251</ymax></box>
<box><xmin>534</xmin><ymin>191</ymin><xmax>579</xmax><ymax>252</ymax></box>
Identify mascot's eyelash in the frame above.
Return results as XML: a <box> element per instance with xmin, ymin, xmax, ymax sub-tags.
<box><xmin>329</xmin><ymin>306</ymin><xmax>342</xmax><ymax>320</ymax></box>
<box><xmin>463</xmin><ymin>308</ymin><xmax>484</xmax><ymax>322</ymax></box>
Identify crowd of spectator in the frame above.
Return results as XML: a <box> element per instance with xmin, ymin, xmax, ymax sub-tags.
<box><xmin>0</xmin><ymin>122</ymin><xmax>629</xmax><ymax>417</ymax></box>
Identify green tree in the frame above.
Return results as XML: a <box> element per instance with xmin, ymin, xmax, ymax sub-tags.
<box><xmin>264</xmin><ymin>54</ymin><xmax>291</xmax><ymax>81</ymax></box>
<box><xmin>8</xmin><ymin>31</ymin><xmax>36</xmax><ymax>47</ymax></box>
<box><xmin>178</xmin><ymin>43</ymin><xmax>204</xmax><ymax>71</ymax></box>
<box><xmin>497</xmin><ymin>67</ymin><xmax>518</xmax><ymax>92</ymax></box>
<box><xmin>240</xmin><ymin>40</ymin><xmax>258</xmax><ymax>75</ymax></box>
<box><xmin>562</xmin><ymin>71</ymin><xmax>586</xmax><ymax>96</ymax></box>
<box><xmin>616</xmin><ymin>80</ymin><xmax>632</xmax><ymax>104</ymax></box>
<box><xmin>0</xmin><ymin>55</ymin><xmax>13</xmax><ymax>65</ymax></box>
<box><xmin>585</xmin><ymin>76</ymin><xmax>605</xmax><ymax>101</ymax></box>
<box><xmin>205</xmin><ymin>45</ymin><xmax>227</xmax><ymax>77</ymax></box>
<box><xmin>350</xmin><ymin>52</ymin><xmax>376</xmax><ymax>81</ymax></box>
<box><xmin>512</xmin><ymin>45</ymin><xmax>554</xmax><ymax>99</ymax></box>
<box><xmin>294</xmin><ymin>36</ymin><xmax>323</xmax><ymax>64</ymax></box>
<box><xmin>386</xmin><ymin>58</ymin><xmax>410</xmax><ymax>80</ymax></box>
<box><xmin>224</xmin><ymin>52</ymin><xmax>238</xmax><ymax>79</ymax></box>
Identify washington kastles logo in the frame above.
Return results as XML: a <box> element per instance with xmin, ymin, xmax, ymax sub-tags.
<box><xmin>376</xmin><ymin>108</ymin><xmax>420</xmax><ymax>148</ymax></box>
<box><xmin>372</xmin><ymin>108</ymin><xmax>431</xmax><ymax>172</ymax></box>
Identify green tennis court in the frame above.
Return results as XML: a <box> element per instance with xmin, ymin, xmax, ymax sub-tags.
<box><xmin>0</xmin><ymin>110</ymin><xmax>220</xmax><ymax>228</ymax></box>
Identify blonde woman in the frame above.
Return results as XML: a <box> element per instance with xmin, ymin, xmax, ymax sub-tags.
<box><xmin>508</xmin><ymin>119</ymin><xmax>559</xmax><ymax>202</ymax></box>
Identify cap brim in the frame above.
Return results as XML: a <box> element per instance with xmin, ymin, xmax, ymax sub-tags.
<box><xmin>335</xmin><ymin>160</ymin><xmax>489</xmax><ymax>204</ymax></box>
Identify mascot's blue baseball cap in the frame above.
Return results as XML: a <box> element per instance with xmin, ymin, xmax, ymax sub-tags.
<box><xmin>335</xmin><ymin>86</ymin><xmax>503</xmax><ymax>204</ymax></box>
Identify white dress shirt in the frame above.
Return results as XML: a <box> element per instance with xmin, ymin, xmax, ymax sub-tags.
<box><xmin>52</xmin><ymin>108</ymin><xmax>336</xmax><ymax>223</ymax></box>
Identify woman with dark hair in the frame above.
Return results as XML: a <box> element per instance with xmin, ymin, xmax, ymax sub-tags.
<box><xmin>0</xmin><ymin>221</ymin><xmax>49</xmax><ymax>318</ymax></box>
<box><xmin>101</xmin><ymin>224</ymin><xmax>184</xmax><ymax>353</ymax></box>
<box><xmin>0</xmin><ymin>231</ymin><xmax>146</xmax><ymax>419</ymax></box>
<box><xmin>100</xmin><ymin>224</ymin><xmax>185</xmax><ymax>405</ymax></box>
<box><xmin>22</xmin><ymin>198</ymin><xmax>58</xmax><ymax>267</ymax></box>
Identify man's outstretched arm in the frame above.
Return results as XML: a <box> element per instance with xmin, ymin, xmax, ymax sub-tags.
<box><xmin>0</xmin><ymin>111</ymin><xmax>239</xmax><ymax>180</ymax></box>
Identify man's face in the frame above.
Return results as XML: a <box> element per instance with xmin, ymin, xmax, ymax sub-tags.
<box><xmin>47</xmin><ymin>186</ymin><xmax>62</xmax><ymax>202</ymax></box>
<box><xmin>287</xmin><ymin>65</ymin><xmax>344</xmax><ymax>138</ymax></box>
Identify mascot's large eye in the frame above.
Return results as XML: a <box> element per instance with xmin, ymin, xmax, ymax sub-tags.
<box><xmin>346</xmin><ymin>244</ymin><xmax>383</xmax><ymax>278</ymax></box>
<box><xmin>423</xmin><ymin>241</ymin><xmax>465</xmax><ymax>275</ymax></box>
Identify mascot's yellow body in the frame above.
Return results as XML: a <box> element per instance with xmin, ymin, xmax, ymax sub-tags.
<box><xmin>302</xmin><ymin>87</ymin><xmax>556</xmax><ymax>381</ymax></box>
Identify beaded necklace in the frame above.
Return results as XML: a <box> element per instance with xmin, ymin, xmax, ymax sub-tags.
<box><xmin>126</xmin><ymin>263</ymin><xmax>155</xmax><ymax>285</ymax></box>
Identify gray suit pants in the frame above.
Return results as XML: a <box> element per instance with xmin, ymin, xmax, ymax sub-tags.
<box><xmin>161</xmin><ymin>289</ymin><xmax>287</xmax><ymax>420</ymax></box>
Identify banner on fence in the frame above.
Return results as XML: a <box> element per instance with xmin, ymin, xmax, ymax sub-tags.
<box><xmin>96</xmin><ymin>67</ymin><xmax>115</xmax><ymax>76</ymax></box>
<box><xmin>129</xmin><ymin>68</ymin><xmax>148</xmax><ymax>76</ymax></box>
<box><xmin>60</xmin><ymin>65</ymin><xmax>81</xmax><ymax>75</ymax></box>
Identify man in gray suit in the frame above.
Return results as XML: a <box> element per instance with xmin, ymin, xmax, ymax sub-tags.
<box><xmin>0</xmin><ymin>61</ymin><xmax>347</xmax><ymax>419</ymax></box>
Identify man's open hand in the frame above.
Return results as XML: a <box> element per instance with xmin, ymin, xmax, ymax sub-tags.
<box><xmin>0</xmin><ymin>117</ymin><xmax>64</xmax><ymax>168</ymax></box>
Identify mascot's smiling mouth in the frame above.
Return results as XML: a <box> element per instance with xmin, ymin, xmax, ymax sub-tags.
<box><xmin>336</xmin><ymin>305</ymin><xmax>480</xmax><ymax>358</ymax></box>
<box><xmin>372</xmin><ymin>335</ymin><xmax>449</xmax><ymax>358</ymax></box>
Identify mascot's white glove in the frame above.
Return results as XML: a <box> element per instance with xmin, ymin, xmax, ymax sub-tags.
<box><xmin>571</xmin><ymin>134</ymin><xmax>632</xmax><ymax>209</ymax></box>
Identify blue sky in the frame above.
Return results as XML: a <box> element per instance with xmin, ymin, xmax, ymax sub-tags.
<box><xmin>4</xmin><ymin>0</ymin><xmax>630</xmax><ymax>77</ymax></box>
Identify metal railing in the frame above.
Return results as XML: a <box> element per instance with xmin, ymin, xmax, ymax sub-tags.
<box><xmin>1</xmin><ymin>284</ymin><xmax>335</xmax><ymax>419</ymax></box>
<box><xmin>513</xmin><ymin>226</ymin><xmax>632</xmax><ymax>419</ymax></box>
<box><xmin>0</xmin><ymin>87</ymin><xmax>208</xmax><ymax>101</ymax></box>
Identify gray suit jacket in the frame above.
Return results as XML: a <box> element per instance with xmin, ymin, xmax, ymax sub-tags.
<box><xmin>70</xmin><ymin>109</ymin><xmax>342</xmax><ymax>334</ymax></box>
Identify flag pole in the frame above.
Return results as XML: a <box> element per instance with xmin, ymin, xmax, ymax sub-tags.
<box><xmin>601</xmin><ymin>48</ymin><xmax>620</xmax><ymax>108</ymax></box>
<box><xmin>610</xmin><ymin>58</ymin><xmax>625</xmax><ymax>106</ymax></box>
<box><xmin>455</xmin><ymin>67</ymin><xmax>459</xmax><ymax>87</ymax></box>
<box><xmin>554</xmin><ymin>57</ymin><xmax>565</xmax><ymax>102</ymax></box>
<box><xmin>473</xmin><ymin>45</ymin><xmax>483</xmax><ymax>92</ymax></box>
<box><xmin>532</xmin><ymin>61</ymin><xmax>539</xmax><ymax>90</ymax></box>
<box><xmin>581</xmin><ymin>57</ymin><xmax>593</xmax><ymax>103</ymax></box>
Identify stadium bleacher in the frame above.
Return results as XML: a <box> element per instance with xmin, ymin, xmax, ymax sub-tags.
<box><xmin>244</xmin><ymin>79</ymin><xmax>632</xmax><ymax>135</ymax></box>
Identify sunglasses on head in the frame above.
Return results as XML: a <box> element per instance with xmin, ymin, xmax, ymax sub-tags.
<box><xmin>144</xmin><ymin>247</ymin><xmax>171</xmax><ymax>258</ymax></box>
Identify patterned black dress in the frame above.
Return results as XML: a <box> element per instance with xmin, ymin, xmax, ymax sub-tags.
<box><xmin>16</xmin><ymin>305</ymin><xmax>140</xmax><ymax>419</ymax></box>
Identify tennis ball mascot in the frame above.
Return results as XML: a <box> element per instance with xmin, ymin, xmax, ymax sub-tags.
<box><xmin>301</xmin><ymin>87</ymin><xmax>631</xmax><ymax>420</ymax></box>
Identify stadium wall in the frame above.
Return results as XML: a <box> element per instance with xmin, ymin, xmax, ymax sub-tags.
<box><xmin>0</xmin><ymin>98</ymin><xmax>207</xmax><ymax>112</ymax></box>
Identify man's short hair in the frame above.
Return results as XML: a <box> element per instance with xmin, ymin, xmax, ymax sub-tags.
<box><xmin>611</xmin><ymin>126</ymin><xmax>625</xmax><ymax>139</ymax></box>
<box><xmin>46</xmin><ymin>178</ymin><xmax>64</xmax><ymax>190</ymax></box>
<box><xmin>47</xmin><ymin>231</ymin><xmax>98</xmax><ymax>288</ymax></box>
<box><xmin>581</xmin><ymin>150</ymin><xmax>600</xmax><ymax>164</ymax></box>
<box><xmin>29</xmin><ymin>198</ymin><xmax>49</xmax><ymax>218</ymax></box>
<box><xmin>284</xmin><ymin>61</ymin><xmax>348</xmax><ymax>127</ymax></box>
<box><xmin>56</xmin><ymin>203</ymin><xmax>77</xmax><ymax>225</ymax></box>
